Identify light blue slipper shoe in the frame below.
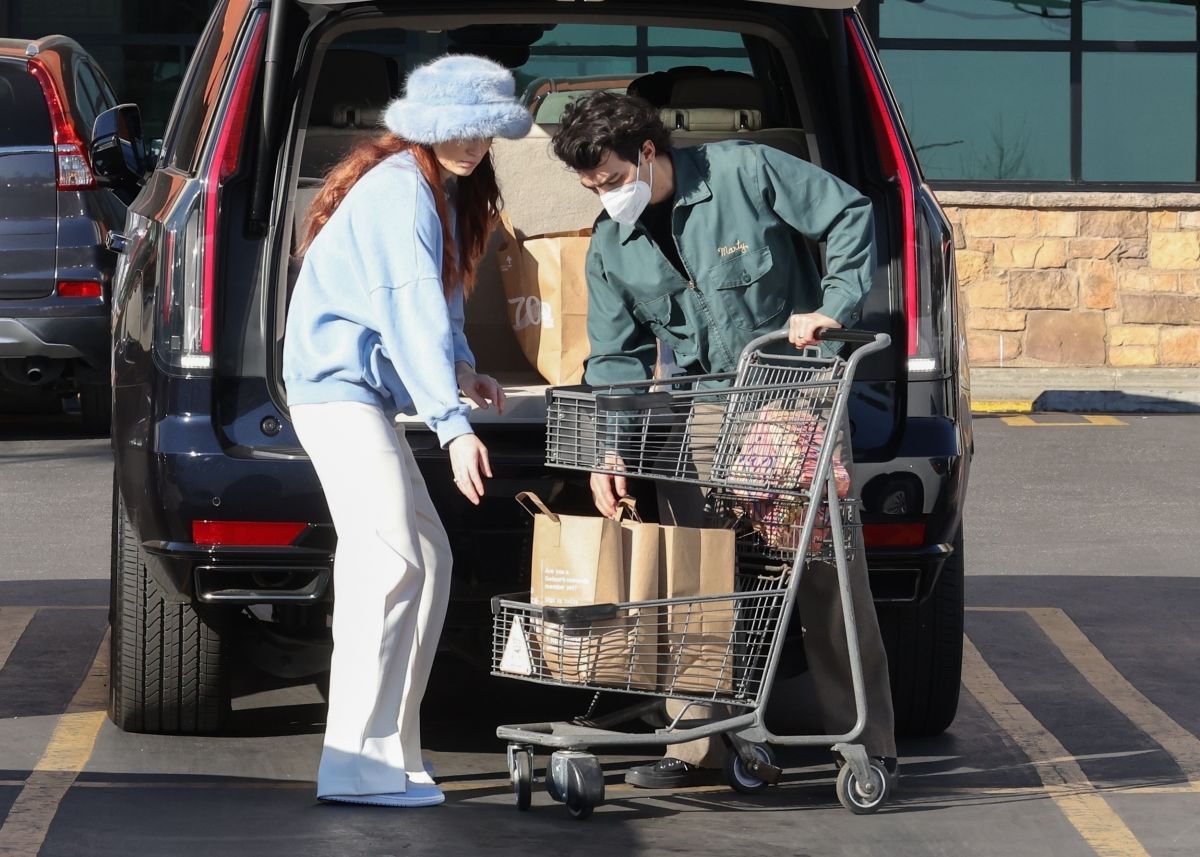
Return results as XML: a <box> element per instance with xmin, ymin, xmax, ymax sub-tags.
<box><xmin>319</xmin><ymin>778</ymin><xmax>445</xmax><ymax>808</ymax></box>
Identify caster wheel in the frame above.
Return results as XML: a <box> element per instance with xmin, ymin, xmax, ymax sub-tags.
<box><xmin>725</xmin><ymin>744</ymin><xmax>777</xmax><ymax>795</ymax></box>
<box><xmin>548</xmin><ymin>751</ymin><xmax>604</xmax><ymax>821</ymax></box>
<box><xmin>509</xmin><ymin>748</ymin><xmax>533</xmax><ymax>811</ymax></box>
<box><xmin>566</xmin><ymin>793</ymin><xmax>594</xmax><ymax>820</ymax></box>
<box><xmin>836</xmin><ymin>760</ymin><xmax>889</xmax><ymax>814</ymax></box>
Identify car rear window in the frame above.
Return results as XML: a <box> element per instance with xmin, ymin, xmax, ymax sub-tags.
<box><xmin>0</xmin><ymin>60</ymin><xmax>52</xmax><ymax>147</ymax></box>
<box><xmin>317</xmin><ymin>23</ymin><xmax>780</xmax><ymax>125</ymax></box>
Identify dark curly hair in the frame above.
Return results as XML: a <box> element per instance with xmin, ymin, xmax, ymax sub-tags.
<box><xmin>552</xmin><ymin>91</ymin><xmax>672</xmax><ymax>171</ymax></box>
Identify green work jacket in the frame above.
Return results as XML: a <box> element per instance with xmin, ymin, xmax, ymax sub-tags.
<box><xmin>583</xmin><ymin>140</ymin><xmax>875</xmax><ymax>386</ymax></box>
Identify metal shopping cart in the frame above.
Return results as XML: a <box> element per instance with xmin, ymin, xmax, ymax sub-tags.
<box><xmin>492</xmin><ymin>328</ymin><xmax>892</xmax><ymax>819</ymax></box>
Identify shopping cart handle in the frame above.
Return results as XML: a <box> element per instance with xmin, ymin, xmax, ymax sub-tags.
<box><xmin>491</xmin><ymin>592</ymin><xmax>531</xmax><ymax>615</ymax></box>
<box><xmin>814</xmin><ymin>327</ymin><xmax>885</xmax><ymax>345</ymax></box>
<box><xmin>543</xmin><ymin>603</ymin><xmax>621</xmax><ymax>624</ymax></box>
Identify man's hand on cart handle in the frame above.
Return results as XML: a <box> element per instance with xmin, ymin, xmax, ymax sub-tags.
<box><xmin>789</xmin><ymin>312</ymin><xmax>841</xmax><ymax>350</ymax></box>
<box><xmin>591</xmin><ymin>452</ymin><xmax>629</xmax><ymax>519</ymax></box>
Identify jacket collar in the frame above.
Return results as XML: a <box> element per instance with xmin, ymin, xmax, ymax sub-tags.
<box><xmin>617</xmin><ymin>147</ymin><xmax>713</xmax><ymax>244</ymax></box>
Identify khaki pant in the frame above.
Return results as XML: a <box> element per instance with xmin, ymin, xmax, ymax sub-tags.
<box><xmin>657</xmin><ymin>404</ymin><xmax>896</xmax><ymax>763</ymax></box>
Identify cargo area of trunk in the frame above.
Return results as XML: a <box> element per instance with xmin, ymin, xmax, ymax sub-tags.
<box><xmin>266</xmin><ymin>10</ymin><xmax>906</xmax><ymax>449</ymax></box>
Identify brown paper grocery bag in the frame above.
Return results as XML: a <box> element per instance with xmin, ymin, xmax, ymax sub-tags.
<box><xmin>619</xmin><ymin>501</ymin><xmax>661</xmax><ymax>690</ymax></box>
<box><xmin>658</xmin><ymin>525</ymin><xmax>737</xmax><ymax>695</ymax></box>
<box><xmin>518</xmin><ymin>494</ymin><xmax>659</xmax><ymax>689</ymax></box>
<box><xmin>496</xmin><ymin>214</ymin><xmax>591</xmax><ymax>385</ymax></box>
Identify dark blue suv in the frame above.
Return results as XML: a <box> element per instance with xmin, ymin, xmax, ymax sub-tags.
<box><xmin>98</xmin><ymin>0</ymin><xmax>971</xmax><ymax>737</ymax></box>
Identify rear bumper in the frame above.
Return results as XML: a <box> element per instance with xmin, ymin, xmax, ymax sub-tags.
<box><xmin>120</xmin><ymin>376</ymin><xmax>968</xmax><ymax>613</ymax></box>
<box><xmin>142</xmin><ymin>540</ymin><xmax>334</xmax><ymax>605</ymax></box>
<box><xmin>0</xmin><ymin>314</ymin><xmax>108</xmax><ymax>368</ymax></box>
<box><xmin>866</xmin><ymin>543</ymin><xmax>953</xmax><ymax>602</ymax></box>
<box><xmin>856</xmin><ymin>410</ymin><xmax>970</xmax><ymax>605</ymax></box>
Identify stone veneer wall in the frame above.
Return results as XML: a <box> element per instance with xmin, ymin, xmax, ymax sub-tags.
<box><xmin>938</xmin><ymin>192</ymin><xmax>1200</xmax><ymax>368</ymax></box>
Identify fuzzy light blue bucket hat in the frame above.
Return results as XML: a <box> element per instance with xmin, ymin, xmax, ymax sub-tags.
<box><xmin>384</xmin><ymin>54</ymin><xmax>533</xmax><ymax>144</ymax></box>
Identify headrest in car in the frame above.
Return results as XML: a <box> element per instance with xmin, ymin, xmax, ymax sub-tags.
<box><xmin>311</xmin><ymin>50</ymin><xmax>396</xmax><ymax>126</ymax></box>
<box><xmin>660</xmin><ymin>107</ymin><xmax>763</xmax><ymax>133</ymax></box>
<box><xmin>628</xmin><ymin>67</ymin><xmax>767</xmax><ymax>112</ymax></box>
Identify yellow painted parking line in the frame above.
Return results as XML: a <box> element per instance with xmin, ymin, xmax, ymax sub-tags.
<box><xmin>0</xmin><ymin>633</ymin><xmax>107</xmax><ymax>856</ymax></box>
<box><xmin>0</xmin><ymin>607</ymin><xmax>36</xmax><ymax>672</ymax></box>
<box><xmin>1028</xmin><ymin>607</ymin><xmax>1200</xmax><ymax>787</ymax></box>
<box><xmin>972</xmin><ymin>400</ymin><xmax>1034</xmax><ymax>414</ymax></box>
<box><xmin>963</xmin><ymin>635</ymin><xmax>1150</xmax><ymax>857</ymax></box>
<box><xmin>1002</xmin><ymin>414</ymin><xmax>1126</xmax><ymax>427</ymax></box>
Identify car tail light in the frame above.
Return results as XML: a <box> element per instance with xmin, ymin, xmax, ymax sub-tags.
<box><xmin>846</xmin><ymin>17</ymin><xmax>919</xmax><ymax>358</ymax></box>
<box><xmin>27</xmin><ymin>58</ymin><xmax>96</xmax><ymax>190</ymax></box>
<box><xmin>57</xmin><ymin>280</ymin><xmax>102</xmax><ymax>298</ymax></box>
<box><xmin>863</xmin><ymin>523</ymin><xmax>927</xmax><ymax>548</ymax></box>
<box><xmin>155</xmin><ymin>16</ymin><xmax>266</xmax><ymax>374</ymax></box>
<box><xmin>193</xmin><ymin>520</ymin><xmax>308</xmax><ymax>547</ymax></box>
<box><xmin>201</xmin><ymin>18</ymin><xmax>265</xmax><ymax>356</ymax></box>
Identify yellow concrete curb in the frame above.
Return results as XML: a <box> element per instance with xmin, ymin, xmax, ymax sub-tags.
<box><xmin>971</xmin><ymin>399</ymin><xmax>1034</xmax><ymax>414</ymax></box>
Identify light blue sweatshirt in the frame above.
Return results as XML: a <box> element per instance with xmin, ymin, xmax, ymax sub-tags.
<box><xmin>283</xmin><ymin>151</ymin><xmax>475</xmax><ymax>448</ymax></box>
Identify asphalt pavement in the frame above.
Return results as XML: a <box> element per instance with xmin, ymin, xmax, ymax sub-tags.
<box><xmin>1</xmin><ymin>410</ymin><xmax>1198</xmax><ymax>856</ymax></box>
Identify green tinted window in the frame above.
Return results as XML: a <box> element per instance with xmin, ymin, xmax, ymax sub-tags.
<box><xmin>881</xmin><ymin>49</ymin><xmax>1070</xmax><ymax>181</ymax></box>
<box><xmin>647</xmin><ymin>28</ymin><xmax>744</xmax><ymax>47</ymax></box>
<box><xmin>1083</xmin><ymin>52</ymin><xmax>1197</xmax><ymax>181</ymax></box>
<box><xmin>521</xmin><ymin>56</ymin><xmax>638</xmax><ymax>81</ymax></box>
<box><xmin>534</xmin><ymin>24</ymin><xmax>637</xmax><ymax>47</ymax></box>
<box><xmin>879</xmin><ymin>0</ymin><xmax>1071</xmax><ymax>40</ymax></box>
<box><xmin>1084</xmin><ymin>0</ymin><xmax>1197</xmax><ymax>41</ymax></box>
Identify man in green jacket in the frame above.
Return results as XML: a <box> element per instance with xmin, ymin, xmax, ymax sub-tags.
<box><xmin>551</xmin><ymin>91</ymin><xmax>897</xmax><ymax>789</ymax></box>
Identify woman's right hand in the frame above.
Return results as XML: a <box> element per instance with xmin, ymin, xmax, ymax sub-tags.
<box><xmin>449</xmin><ymin>433</ymin><xmax>492</xmax><ymax>505</ymax></box>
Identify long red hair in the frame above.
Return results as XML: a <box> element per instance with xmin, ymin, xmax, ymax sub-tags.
<box><xmin>298</xmin><ymin>134</ymin><xmax>501</xmax><ymax>297</ymax></box>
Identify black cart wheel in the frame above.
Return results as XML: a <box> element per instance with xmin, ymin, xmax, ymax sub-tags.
<box><xmin>835</xmin><ymin>760</ymin><xmax>889</xmax><ymax>814</ymax></box>
<box><xmin>725</xmin><ymin>744</ymin><xmax>777</xmax><ymax>795</ymax></box>
<box><xmin>565</xmin><ymin>792</ymin><xmax>594</xmax><ymax>820</ymax></box>
<box><xmin>547</xmin><ymin>751</ymin><xmax>604</xmax><ymax>821</ymax></box>
<box><xmin>510</xmin><ymin>748</ymin><xmax>533</xmax><ymax>811</ymax></box>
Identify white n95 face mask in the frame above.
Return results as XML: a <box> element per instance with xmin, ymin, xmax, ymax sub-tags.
<box><xmin>599</xmin><ymin>152</ymin><xmax>653</xmax><ymax>225</ymax></box>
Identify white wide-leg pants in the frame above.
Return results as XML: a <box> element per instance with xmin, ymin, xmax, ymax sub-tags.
<box><xmin>291</xmin><ymin>401</ymin><xmax>453</xmax><ymax>797</ymax></box>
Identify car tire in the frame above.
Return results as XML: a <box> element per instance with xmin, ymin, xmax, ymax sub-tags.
<box><xmin>109</xmin><ymin>482</ymin><xmax>230</xmax><ymax>734</ymax></box>
<box><xmin>79</xmin><ymin>382</ymin><xmax>112</xmax><ymax>435</ymax></box>
<box><xmin>877</xmin><ymin>527</ymin><xmax>964</xmax><ymax>738</ymax></box>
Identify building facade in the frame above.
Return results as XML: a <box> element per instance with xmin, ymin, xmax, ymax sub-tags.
<box><xmin>2</xmin><ymin>0</ymin><xmax>1197</xmax><ymax>366</ymax></box>
<box><xmin>865</xmin><ymin>0</ymin><xmax>1200</xmax><ymax>369</ymax></box>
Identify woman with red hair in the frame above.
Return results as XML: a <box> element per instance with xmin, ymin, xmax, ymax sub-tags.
<box><xmin>283</xmin><ymin>54</ymin><xmax>531</xmax><ymax>807</ymax></box>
